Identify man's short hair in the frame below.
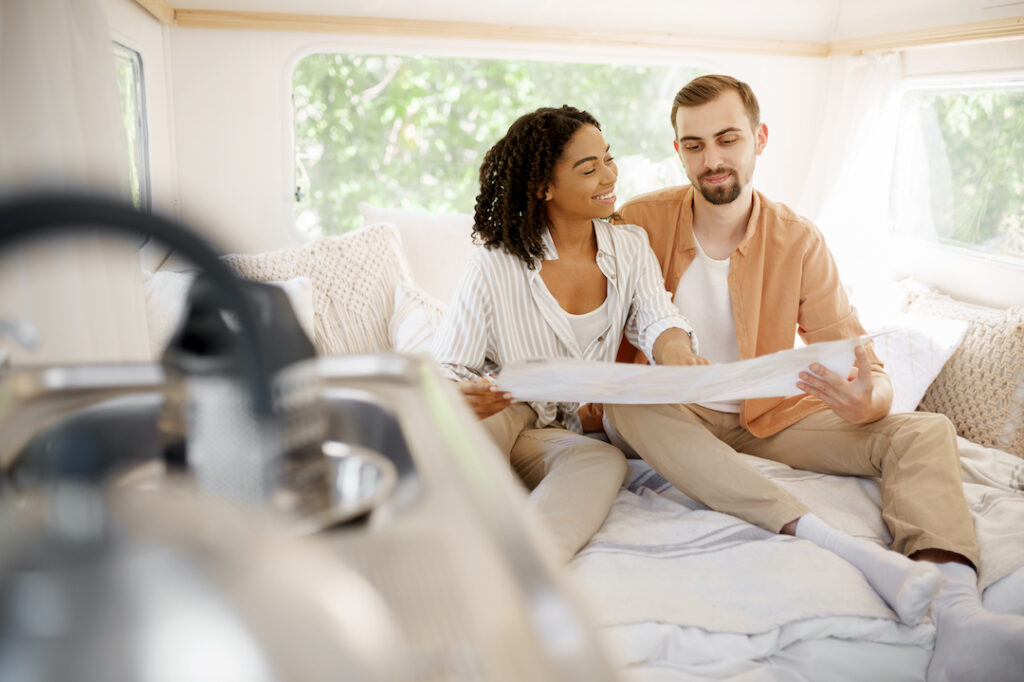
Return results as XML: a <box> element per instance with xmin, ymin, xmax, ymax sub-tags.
<box><xmin>670</xmin><ymin>74</ymin><xmax>761</xmax><ymax>133</ymax></box>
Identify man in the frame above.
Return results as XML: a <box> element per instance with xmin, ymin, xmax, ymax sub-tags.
<box><xmin>599</xmin><ymin>74</ymin><xmax>1023</xmax><ymax>682</ymax></box>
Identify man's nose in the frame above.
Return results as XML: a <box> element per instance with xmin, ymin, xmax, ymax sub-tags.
<box><xmin>703</xmin><ymin>147</ymin><xmax>725</xmax><ymax>171</ymax></box>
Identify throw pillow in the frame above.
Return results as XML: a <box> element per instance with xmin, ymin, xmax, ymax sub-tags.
<box><xmin>359</xmin><ymin>203</ymin><xmax>475</xmax><ymax>305</ymax></box>
<box><xmin>868</xmin><ymin>314</ymin><xmax>969</xmax><ymax>414</ymax></box>
<box><xmin>143</xmin><ymin>270</ymin><xmax>316</xmax><ymax>359</ymax></box>
<box><xmin>389</xmin><ymin>281</ymin><xmax>447</xmax><ymax>355</ymax></box>
<box><xmin>222</xmin><ymin>224</ymin><xmax>411</xmax><ymax>355</ymax></box>
<box><xmin>905</xmin><ymin>286</ymin><xmax>1024</xmax><ymax>458</ymax></box>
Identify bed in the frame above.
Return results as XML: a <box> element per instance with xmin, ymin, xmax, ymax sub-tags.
<box><xmin>147</xmin><ymin>206</ymin><xmax>1024</xmax><ymax>681</ymax></box>
<box><xmin>568</xmin><ymin>439</ymin><xmax>1024</xmax><ymax>681</ymax></box>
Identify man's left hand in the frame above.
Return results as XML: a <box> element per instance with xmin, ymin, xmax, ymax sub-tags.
<box><xmin>797</xmin><ymin>345</ymin><xmax>884</xmax><ymax>424</ymax></box>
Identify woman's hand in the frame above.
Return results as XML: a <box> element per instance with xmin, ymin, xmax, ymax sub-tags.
<box><xmin>658</xmin><ymin>341</ymin><xmax>711</xmax><ymax>366</ymax></box>
<box><xmin>457</xmin><ymin>377</ymin><xmax>517</xmax><ymax>420</ymax></box>
<box><xmin>652</xmin><ymin>328</ymin><xmax>711</xmax><ymax>366</ymax></box>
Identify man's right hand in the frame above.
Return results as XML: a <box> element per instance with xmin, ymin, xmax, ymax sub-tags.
<box><xmin>457</xmin><ymin>377</ymin><xmax>517</xmax><ymax>420</ymax></box>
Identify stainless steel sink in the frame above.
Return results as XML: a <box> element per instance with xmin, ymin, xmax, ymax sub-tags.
<box><xmin>0</xmin><ymin>354</ymin><xmax>617</xmax><ymax>681</ymax></box>
<box><xmin>0</xmin><ymin>364</ymin><xmax>167</xmax><ymax>487</ymax></box>
<box><xmin>0</xmin><ymin>361</ymin><xmax>419</xmax><ymax>496</ymax></box>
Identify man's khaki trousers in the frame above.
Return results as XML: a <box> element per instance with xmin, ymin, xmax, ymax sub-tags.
<box><xmin>604</xmin><ymin>403</ymin><xmax>979</xmax><ymax>566</ymax></box>
<box><xmin>482</xmin><ymin>403</ymin><xmax>628</xmax><ymax>565</ymax></box>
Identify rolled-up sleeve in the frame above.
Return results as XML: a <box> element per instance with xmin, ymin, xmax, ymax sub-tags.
<box><xmin>431</xmin><ymin>259</ymin><xmax>492</xmax><ymax>381</ymax></box>
<box><xmin>622</xmin><ymin>226</ymin><xmax>699</xmax><ymax>361</ymax></box>
<box><xmin>797</xmin><ymin>230</ymin><xmax>882</xmax><ymax>370</ymax></box>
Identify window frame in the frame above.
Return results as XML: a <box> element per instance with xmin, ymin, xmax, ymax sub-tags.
<box><xmin>889</xmin><ymin>70</ymin><xmax>1024</xmax><ymax>270</ymax></box>
<box><xmin>113</xmin><ymin>40</ymin><xmax>152</xmax><ymax>212</ymax></box>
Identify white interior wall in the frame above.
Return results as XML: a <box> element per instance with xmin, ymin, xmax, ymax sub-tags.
<box><xmin>100</xmin><ymin>0</ymin><xmax>1022</xmax><ymax>308</ymax></box>
<box><xmin>166</xmin><ymin>28</ymin><xmax>829</xmax><ymax>254</ymax></box>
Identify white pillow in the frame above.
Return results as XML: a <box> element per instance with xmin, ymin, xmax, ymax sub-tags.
<box><xmin>388</xmin><ymin>281</ymin><xmax>446</xmax><ymax>355</ymax></box>
<box><xmin>867</xmin><ymin>313</ymin><xmax>969</xmax><ymax>414</ymax></box>
<box><xmin>271</xmin><ymin>276</ymin><xmax>316</xmax><ymax>345</ymax></box>
<box><xmin>143</xmin><ymin>270</ymin><xmax>194</xmax><ymax>359</ymax></box>
<box><xmin>143</xmin><ymin>271</ymin><xmax>316</xmax><ymax>359</ymax></box>
<box><xmin>359</xmin><ymin>203</ymin><xmax>475</xmax><ymax>305</ymax></box>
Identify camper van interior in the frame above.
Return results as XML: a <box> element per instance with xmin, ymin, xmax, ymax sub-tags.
<box><xmin>1</xmin><ymin>0</ymin><xmax>1024</xmax><ymax>680</ymax></box>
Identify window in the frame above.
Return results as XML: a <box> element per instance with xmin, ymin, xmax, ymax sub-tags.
<box><xmin>113</xmin><ymin>42</ymin><xmax>150</xmax><ymax>211</ymax></box>
<box><xmin>292</xmin><ymin>54</ymin><xmax>702</xmax><ymax>236</ymax></box>
<box><xmin>890</xmin><ymin>79</ymin><xmax>1024</xmax><ymax>263</ymax></box>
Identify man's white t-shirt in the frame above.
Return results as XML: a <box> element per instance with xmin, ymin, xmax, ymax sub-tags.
<box><xmin>674</xmin><ymin>236</ymin><xmax>742</xmax><ymax>413</ymax></box>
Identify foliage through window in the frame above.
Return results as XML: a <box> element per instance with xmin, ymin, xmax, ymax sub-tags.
<box><xmin>890</xmin><ymin>81</ymin><xmax>1024</xmax><ymax>261</ymax></box>
<box><xmin>113</xmin><ymin>42</ymin><xmax>150</xmax><ymax>210</ymax></box>
<box><xmin>292</xmin><ymin>54</ymin><xmax>702</xmax><ymax>235</ymax></box>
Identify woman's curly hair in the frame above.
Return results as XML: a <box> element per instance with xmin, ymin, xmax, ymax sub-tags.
<box><xmin>473</xmin><ymin>105</ymin><xmax>600</xmax><ymax>268</ymax></box>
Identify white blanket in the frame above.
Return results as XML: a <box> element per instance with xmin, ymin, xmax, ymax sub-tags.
<box><xmin>567</xmin><ymin>438</ymin><xmax>1024</xmax><ymax>677</ymax></box>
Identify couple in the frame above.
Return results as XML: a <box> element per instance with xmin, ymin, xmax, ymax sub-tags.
<box><xmin>431</xmin><ymin>74</ymin><xmax>1023</xmax><ymax>681</ymax></box>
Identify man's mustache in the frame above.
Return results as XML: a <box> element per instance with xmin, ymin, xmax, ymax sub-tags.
<box><xmin>699</xmin><ymin>167</ymin><xmax>738</xmax><ymax>181</ymax></box>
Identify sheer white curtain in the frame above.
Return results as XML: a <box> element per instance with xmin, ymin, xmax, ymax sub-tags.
<box><xmin>797</xmin><ymin>53</ymin><xmax>904</xmax><ymax>288</ymax></box>
<box><xmin>0</xmin><ymin>0</ymin><xmax>150</xmax><ymax>365</ymax></box>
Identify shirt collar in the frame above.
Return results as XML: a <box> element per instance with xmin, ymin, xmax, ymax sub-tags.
<box><xmin>539</xmin><ymin>227</ymin><xmax>559</xmax><ymax>261</ymax></box>
<box><xmin>537</xmin><ymin>219</ymin><xmax>612</xmax><ymax>262</ymax></box>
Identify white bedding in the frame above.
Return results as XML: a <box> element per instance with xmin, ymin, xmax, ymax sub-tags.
<box><xmin>567</xmin><ymin>438</ymin><xmax>1024</xmax><ymax>681</ymax></box>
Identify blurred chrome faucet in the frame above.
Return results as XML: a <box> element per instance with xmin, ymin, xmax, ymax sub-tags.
<box><xmin>0</xmin><ymin>318</ymin><xmax>39</xmax><ymax>368</ymax></box>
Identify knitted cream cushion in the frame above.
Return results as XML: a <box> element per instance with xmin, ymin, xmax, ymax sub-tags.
<box><xmin>904</xmin><ymin>283</ymin><xmax>1024</xmax><ymax>458</ymax></box>
<box><xmin>143</xmin><ymin>270</ymin><xmax>315</xmax><ymax>359</ymax></box>
<box><xmin>222</xmin><ymin>223</ymin><xmax>411</xmax><ymax>355</ymax></box>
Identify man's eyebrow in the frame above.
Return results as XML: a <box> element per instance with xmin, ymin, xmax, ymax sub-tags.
<box><xmin>571</xmin><ymin>145</ymin><xmax>611</xmax><ymax>169</ymax></box>
<box><xmin>679</xmin><ymin>127</ymin><xmax>743</xmax><ymax>142</ymax></box>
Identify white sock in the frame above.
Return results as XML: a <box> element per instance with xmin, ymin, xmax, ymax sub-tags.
<box><xmin>795</xmin><ymin>513</ymin><xmax>940</xmax><ymax>625</ymax></box>
<box><xmin>927</xmin><ymin>561</ymin><xmax>1024</xmax><ymax>682</ymax></box>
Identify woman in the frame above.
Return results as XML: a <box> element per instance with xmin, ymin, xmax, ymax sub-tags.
<box><xmin>432</xmin><ymin>106</ymin><xmax>700</xmax><ymax>565</ymax></box>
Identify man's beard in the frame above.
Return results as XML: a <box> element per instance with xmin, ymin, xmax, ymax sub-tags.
<box><xmin>698</xmin><ymin>168</ymin><xmax>742</xmax><ymax>205</ymax></box>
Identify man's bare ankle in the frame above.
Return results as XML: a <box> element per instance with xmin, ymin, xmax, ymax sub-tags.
<box><xmin>779</xmin><ymin>517</ymin><xmax>800</xmax><ymax>536</ymax></box>
<box><xmin>910</xmin><ymin>548</ymin><xmax>974</xmax><ymax>568</ymax></box>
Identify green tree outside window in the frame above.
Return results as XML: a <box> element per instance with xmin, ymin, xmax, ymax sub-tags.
<box><xmin>292</xmin><ymin>54</ymin><xmax>701</xmax><ymax>236</ymax></box>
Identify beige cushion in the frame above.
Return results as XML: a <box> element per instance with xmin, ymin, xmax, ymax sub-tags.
<box><xmin>143</xmin><ymin>270</ymin><xmax>316</xmax><ymax>359</ymax></box>
<box><xmin>905</xmin><ymin>284</ymin><xmax>1024</xmax><ymax>458</ymax></box>
<box><xmin>222</xmin><ymin>223</ymin><xmax>411</xmax><ymax>355</ymax></box>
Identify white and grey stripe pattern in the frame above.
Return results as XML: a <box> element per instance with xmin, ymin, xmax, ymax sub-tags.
<box><xmin>432</xmin><ymin>219</ymin><xmax>696</xmax><ymax>432</ymax></box>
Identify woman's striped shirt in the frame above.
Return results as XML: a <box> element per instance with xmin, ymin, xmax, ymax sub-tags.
<box><xmin>432</xmin><ymin>219</ymin><xmax>696</xmax><ymax>432</ymax></box>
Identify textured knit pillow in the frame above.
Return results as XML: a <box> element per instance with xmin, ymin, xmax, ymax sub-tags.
<box><xmin>222</xmin><ymin>223</ymin><xmax>411</xmax><ymax>355</ymax></box>
<box><xmin>905</xmin><ymin>286</ymin><xmax>1024</xmax><ymax>458</ymax></box>
<box><xmin>143</xmin><ymin>270</ymin><xmax>316</xmax><ymax>359</ymax></box>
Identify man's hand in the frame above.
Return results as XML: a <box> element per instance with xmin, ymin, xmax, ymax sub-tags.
<box><xmin>457</xmin><ymin>377</ymin><xmax>517</xmax><ymax>420</ymax></box>
<box><xmin>797</xmin><ymin>345</ymin><xmax>888</xmax><ymax>424</ymax></box>
<box><xmin>652</xmin><ymin>328</ymin><xmax>711</xmax><ymax>366</ymax></box>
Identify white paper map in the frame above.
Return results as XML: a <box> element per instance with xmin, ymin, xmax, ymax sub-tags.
<box><xmin>496</xmin><ymin>335</ymin><xmax>879</xmax><ymax>404</ymax></box>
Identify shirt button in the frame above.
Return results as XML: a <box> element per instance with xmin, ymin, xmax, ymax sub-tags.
<box><xmin>610</xmin><ymin>274</ymin><xmax>616</xmax><ymax>279</ymax></box>
<box><xmin>598</xmin><ymin>336</ymin><xmax>604</xmax><ymax>342</ymax></box>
